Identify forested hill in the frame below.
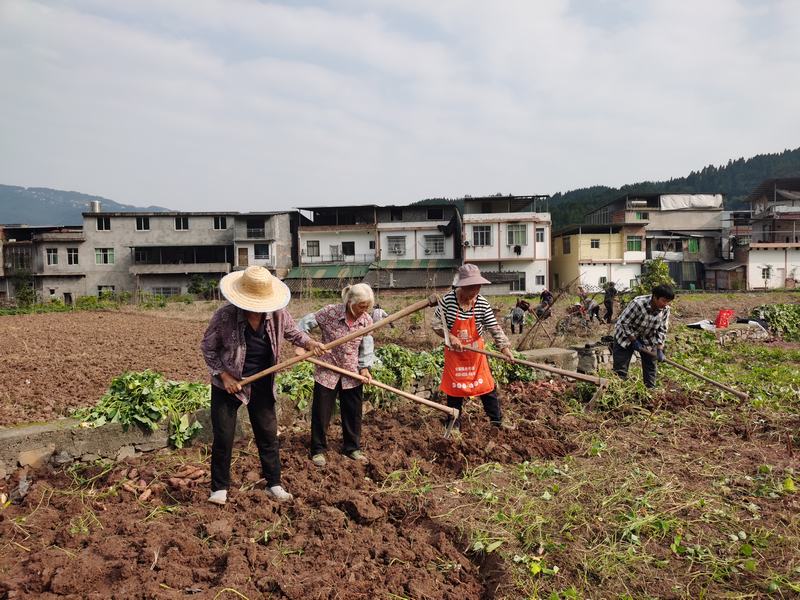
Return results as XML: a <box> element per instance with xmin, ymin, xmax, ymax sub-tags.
<box><xmin>0</xmin><ymin>185</ymin><xmax>169</xmax><ymax>225</ymax></box>
<box><xmin>416</xmin><ymin>147</ymin><xmax>800</xmax><ymax>231</ymax></box>
<box><xmin>548</xmin><ymin>147</ymin><xmax>800</xmax><ymax>229</ymax></box>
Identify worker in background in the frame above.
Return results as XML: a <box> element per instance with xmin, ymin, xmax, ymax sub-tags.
<box><xmin>371</xmin><ymin>303</ymin><xmax>393</xmax><ymax>328</ymax></box>
<box><xmin>603</xmin><ymin>282</ymin><xmax>618</xmax><ymax>323</ymax></box>
<box><xmin>612</xmin><ymin>284</ymin><xmax>675</xmax><ymax>388</ymax></box>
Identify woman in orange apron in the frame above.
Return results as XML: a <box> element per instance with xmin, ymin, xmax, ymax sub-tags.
<box><xmin>433</xmin><ymin>264</ymin><xmax>515</xmax><ymax>430</ymax></box>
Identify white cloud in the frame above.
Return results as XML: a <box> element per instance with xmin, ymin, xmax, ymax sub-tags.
<box><xmin>0</xmin><ymin>0</ymin><xmax>798</xmax><ymax>211</ymax></box>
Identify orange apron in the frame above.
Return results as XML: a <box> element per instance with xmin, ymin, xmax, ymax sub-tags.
<box><xmin>440</xmin><ymin>312</ymin><xmax>495</xmax><ymax>397</ymax></box>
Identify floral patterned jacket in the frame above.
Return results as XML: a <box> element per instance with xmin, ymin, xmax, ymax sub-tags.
<box><xmin>201</xmin><ymin>303</ymin><xmax>312</xmax><ymax>404</ymax></box>
<box><xmin>297</xmin><ymin>303</ymin><xmax>374</xmax><ymax>390</ymax></box>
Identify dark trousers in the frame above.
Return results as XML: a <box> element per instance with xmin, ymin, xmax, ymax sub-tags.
<box><xmin>446</xmin><ymin>388</ymin><xmax>502</xmax><ymax>425</ymax></box>
<box><xmin>588</xmin><ymin>306</ymin><xmax>602</xmax><ymax>322</ymax></box>
<box><xmin>311</xmin><ymin>381</ymin><xmax>363</xmax><ymax>455</ymax></box>
<box><xmin>612</xmin><ymin>342</ymin><xmax>657</xmax><ymax>388</ymax></box>
<box><xmin>604</xmin><ymin>300</ymin><xmax>614</xmax><ymax>323</ymax></box>
<box><xmin>210</xmin><ymin>383</ymin><xmax>280</xmax><ymax>491</ymax></box>
<box><xmin>511</xmin><ymin>320</ymin><xmax>524</xmax><ymax>334</ymax></box>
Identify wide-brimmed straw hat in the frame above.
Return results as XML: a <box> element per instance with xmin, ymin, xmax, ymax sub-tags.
<box><xmin>454</xmin><ymin>263</ymin><xmax>491</xmax><ymax>287</ymax></box>
<box><xmin>219</xmin><ymin>266</ymin><xmax>291</xmax><ymax>313</ymax></box>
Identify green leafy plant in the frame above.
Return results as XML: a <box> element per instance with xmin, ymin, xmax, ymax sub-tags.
<box><xmin>73</xmin><ymin>370</ymin><xmax>209</xmax><ymax>448</ymax></box>
<box><xmin>752</xmin><ymin>304</ymin><xmax>800</xmax><ymax>340</ymax></box>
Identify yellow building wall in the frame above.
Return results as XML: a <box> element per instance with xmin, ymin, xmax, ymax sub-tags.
<box><xmin>551</xmin><ymin>232</ymin><xmax>628</xmax><ymax>289</ymax></box>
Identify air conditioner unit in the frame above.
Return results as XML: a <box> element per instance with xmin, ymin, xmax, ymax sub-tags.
<box><xmin>464</xmin><ymin>240</ymin><xmax>471</xmax><ymax>247</ymax></box>
<box><xmin>424</xmin><ymin>248</ymin><xmax>431</xmax><ymax>255</ymax></box>
<box><xmin>389</xmin><ymin>247</ymin><xmax>403</xmax><ymax>255</ymax></box>
<box><xmin>514</xmin><ymin>245</ymin><xmax>522</xmax><ymax>255</ymax></box>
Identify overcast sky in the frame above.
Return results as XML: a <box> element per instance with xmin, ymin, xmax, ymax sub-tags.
<box><xmin>1</xmin><ymin>0</ymin><xmax>799</xmax><ymax>211</ymax></box>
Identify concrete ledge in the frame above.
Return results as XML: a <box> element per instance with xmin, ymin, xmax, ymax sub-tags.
<box><xmin>519</xmin><ymin>348</ymin><xmax>579</xmax><ymax>373</ymax></box>
<box><xmin>0</xmin><ymin>408</ymin><xmax>250</xmax><ymax>478</ymax></box>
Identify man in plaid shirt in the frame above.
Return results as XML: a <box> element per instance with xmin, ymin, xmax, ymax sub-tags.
<box><xmin>612</xmin><ymin>284</ymin><xmax>675</xmax><ymax>388</ymax></box>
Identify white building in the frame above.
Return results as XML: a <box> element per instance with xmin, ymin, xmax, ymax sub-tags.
<box><xmin>461</xmin><ymin>195</ymin><xmax>550</xmax><ymax>294</ymax></box>
<box><xmin>746</xmin><ymin>178</ymin><xmax>800</xmax><ymax>289</ymax></box>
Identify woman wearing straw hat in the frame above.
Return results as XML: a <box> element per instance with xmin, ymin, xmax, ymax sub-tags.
<box><xmin>432</xmin><ymin>264</ymin><xmax>515</xmax><ymax>431</ymax></box>
<box><xmin>297</xmin><ymin>283</ymin><xmax>375</xmax><ymax>467</ymax></box>
<box><xmin>201</xmin><ymin>266</ymin><xmax>325</xmax><ymax>505</ymax></box>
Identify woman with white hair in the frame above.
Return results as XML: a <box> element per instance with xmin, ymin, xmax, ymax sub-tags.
<box><xmin>297</xmin><ymin>283</ymin><xmax>375</xmax><ymax>467</ymax></box>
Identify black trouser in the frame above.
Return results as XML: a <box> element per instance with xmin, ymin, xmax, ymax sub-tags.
<box><xmin>588</xmin><ymin>306</ymin><xmax>601</xmax><ymax>322</ymax></box>
<box><xmin>311</xmin><ymin>381</ymin><xmax>363</xmax><ymax>455</ymax></box>
<box><xmin>446</xmin><ymin>388</ymin><xmax>502</xmax><ymax>425</ymax></box>
<box><xmin>511</xmin><ymin>320</ymin><xmax>524</xmax><ymax>334</ymax></box>
<box><xmin>210</xmin><ymin>382</ymin><xmax>280</xmax><ymax>491</ymax></box>
<box><xmin>612</xmin><ymin>342</ymin><xmax>657</xmax><ymax>388</ymax></box>
<box><xmin>604</xmin><ymin>300</ymin><xmax>614</xmax><ymax>323</ymax></box>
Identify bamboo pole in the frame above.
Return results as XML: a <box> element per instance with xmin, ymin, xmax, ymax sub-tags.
<box><xmin>305</xmin><ymin>358</ymin><xmax>458</xmax><ymax>418</ymax></box>
<box><xmin>238</xmin><ymin>294</ymin><xmax>439</xmax><ymax>387</ymax></box>
<box><xmin>462</xmin><ymin>346</ymin><xmax>607</xmax><ymax>386</ymax></box>
<box><xmin>637</xmin><ymin>348</ymin><xmax>749</xmax><ymax>400</ymax></box>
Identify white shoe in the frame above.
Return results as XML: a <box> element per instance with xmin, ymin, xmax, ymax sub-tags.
<box><xmin>208</xmin><ymin>490</ymin><xmax>227</xmax><ymax>505</ymax></box>
<box><xmin>267</xmin><ymin>485</ymin><xmax>293</xmax><ymax>502</ymax></box>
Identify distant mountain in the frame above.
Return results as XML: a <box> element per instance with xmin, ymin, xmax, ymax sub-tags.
<box><xmin>0</xmin><ymin>185</ymin><xmax>171</xmax><ymax>225</ymax></box>
<box><xmin>415</xmin><ymin>147</ymin><xmax>800</xmax><ymax>230</ymax></box>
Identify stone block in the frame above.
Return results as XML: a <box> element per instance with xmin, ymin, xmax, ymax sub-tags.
<box><xmin>116</xmin><ymin>446</ymin><xmax>137</xmax><ymax>461</ymax></box>
<box><xmin>519</xmin><ymin>348</ymin><xmax>579</xmax><ymax>373</ymax></box>
<box><xmin>18</xmin><ymin>444</ymin><xmax>56</xmax><ymax>468</ymax></box>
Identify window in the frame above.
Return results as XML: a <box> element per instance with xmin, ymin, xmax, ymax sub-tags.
<box><xmin>761</xmin><ymin>267</ymin><xmax>771</xmax><ymax>280</ymax></box>
<box><xmin>510</xmin><ymin>272</ymin><xmax>526</xmax><ymax>292</ymax></box>
<box><xmin>599</xmin><ymin>276</ymin><xmax>607</xmax><ymax>285</ymax></box>
<box><xmin>626</xmin><ymin>236</ymin><xmax>642</xmax><ymax>251</ymax></box>
<box><xmin>390</xmin><ymin>208</ymin><xmax>403</xmax><ymax>221</ymax></box>
<box><xmin>369</xmin><ymin>240</ymin><xmax>375</xmax><ymax>250</ymax></box>
<box><xmin>687</xmin><ymin>238</ymin><xmax>699</xmax><ymax>253</ymax></box>
<box><xmin>213</xmin><ymin>216</ymin><xmax>227</xmax><ymax>230</ymax></box>
<box><xmin>472</xmin><ymin>225</ymin><xmax>492</xmax><ymax>246</ymax></box>
<box><xmin>175</xmin><ymin>216</ymin><xmax>189</xmax><ymax>230</ymax></box>
<box><xmin>95</xmin><ymin>248</ymin><xmax>115</xmax><ymax>265</ymax></box>
<box><xmin>535</xmin><ymin>275</ymin><xmax>545</xmax><ymax>286</ymax></box>
<box><xmin>387</xmin><ymin>236</ymin><xmax>406</xmax><ymax>255</ymax></box>
<box><xmin>151</xmin><ymin>287</ymin><xmax>181</xmax><ymax>297</ymax></box>
<box><xmin>306</xmin><ymin>240</ymin><xmax>320</xmax><ymax>257</ymax></box>
<box><xmin>424</xmin><ymin>234</ymin><xmax>445</xmax><ymax>255</ymax></box>
<box><xmin>97</xmin><ymin>285</ymin><xmax>115</xmax><ymax>296</ymax></box>
<box><xmin>96</xmin><ymin>216</ymin><xmax>111</xmax><ymax>231</ymax></box>
<box><xmin>136</xmin><ymin>216</ymin><xmax>150</xmax><ymax>231</ymax></box>
<box><xmin>427</xmin><ymin>207</ymin><xmax>443</xmax><ymax>220</ymax></box>
<box><xmin>254</xmin><ymin>244</ymin><xmax>270</xmax><ymax>259</ymax></box>
<box><xmin>46</xmin><ymin>248</ymin><xmax>58</xmax><ymax>265</ymax></box>
<box><xmin>535</xmin><ymin>228</ymin><xmax>545</xmax><ymax>243</ymax></box>
<box><xmin>473</xmin><ymin>225</ymin><xmax>491</xmax><ymax>247</ymax></box>
<box><xmin>562</xmin><ymin>236</ymin><xmax>571</xmax><ymax>254</ymax></box>
<box><xmin>590</xmin><ymin>239</ymin><xmax>600</xmax><ymax>249</ymax></box>
<box><xmin>481</xmin><ymin>202</ymin><xmax>493</xmax><ymax>213</ymax></box>
<box><xmin>67</xmin><ymin>248</ymin><xmax>79</xmax><ymax>265</ymax></box>
<box><xmin>507</xmin><ymin>224</ymin><xmax>527</xmax><ymax>246</ymax></box>
<box><xmin>635</xmin><ymin>212</ymin><xmax>649</xmax><ymax>220</ymax></box>
<box><xmin>341</xmin><ymin>241</ymin><xmax>355</xmax><ymax>256</ymax></box>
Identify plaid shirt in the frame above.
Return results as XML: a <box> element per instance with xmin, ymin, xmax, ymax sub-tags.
<box><xmin>614</xmin><ymin>294</ymin><xmax>670</xmax><ymax>348</ymax></box>
<box><xmin>201</xmin><ymin>304</ymin><xmax>311</xmax><ymax>404</ymax></box>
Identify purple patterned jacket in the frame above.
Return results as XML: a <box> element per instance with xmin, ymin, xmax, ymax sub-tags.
<box><xmin>200</xmin><ymin>303</ymin><xmax>312</xmax><ymax>404</ymax></box>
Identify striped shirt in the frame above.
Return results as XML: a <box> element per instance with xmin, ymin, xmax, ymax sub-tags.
<box><xmin>432</xmin><ymin>290</ymin><xmax>510</xmax><ymax>349</ymax></box>
<box><xmin>614</xmin><ymin>294</ymin><xmax>670</xmax><ymax>348</ymax></box>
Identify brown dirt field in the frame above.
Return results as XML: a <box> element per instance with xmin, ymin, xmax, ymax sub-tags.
<box><xmin>0</xmin><ymin>382</ymin><xmax>576</xmax><ymax>600</ymax></box>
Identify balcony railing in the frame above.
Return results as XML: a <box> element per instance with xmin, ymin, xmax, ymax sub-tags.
<box><xmin>233</xmin><ymin>227</ymin><xmax>271</xmax><ymax>240</ymax></box>
<box><xmin>300</xmin><ymin>253</ymin><xmax>375</xmax><ymax>264</ymax></box>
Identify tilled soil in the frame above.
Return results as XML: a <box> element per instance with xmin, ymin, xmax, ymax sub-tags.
<box><xmin>0</xmin><ymin>383</ymin><xmax>577</xmax><ymax>600</ymax></box>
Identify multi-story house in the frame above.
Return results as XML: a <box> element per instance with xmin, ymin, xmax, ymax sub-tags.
<box><xmin>285</xmin><ymin>205</ymin><xmax>378</xmax><ymax>291</ymax></box>
<box><xmin>82</xmin><ymin>204</ymin><xmax>294</xmax><ymax>297</ymax></box>
<box><xmin>0</xmin><ymin>224</ymin><xmax>85</xmax><ymax>303</ymax></box>
<box><xmin>363</xmin><ymin>203</ymin><xmax>462</xmax><ymax>290</ymax></box>
<box><xmin>550</xmin><ymin>224</ymin><xmax>645</xmax><ymax>293</ymax></box>
<box><xmin>461</xmin><ymin>195</ymin><xmax>550</xmax><ymax>294</ymax></box>
<box><xmin>580</xmin><ymin>192</ymin><xmax>724</xmax><ymax>290</ymax></box>
<box><xmin>746</xmin><ymin>177</ymin><xmax>800</xmax><ymax>289</ymax></box>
